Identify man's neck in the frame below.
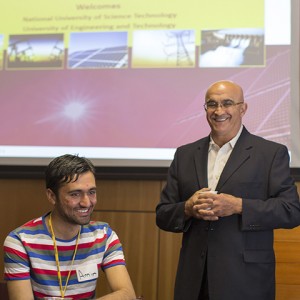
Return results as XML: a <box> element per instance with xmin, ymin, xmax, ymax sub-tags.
<box><xmin>211</xmin><ymin>125</ymin><xmax>243</xmax><ymax>148</ymax></box>
<box><xmin>47</xmin><ymin>213</ymin><xmax>81</xmax><ymax>240</ymax></box>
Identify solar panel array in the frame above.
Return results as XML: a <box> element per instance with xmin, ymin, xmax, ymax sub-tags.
<box><xmin>68</xmin><ymin>46</ymin><xmax>128</xmax><ymax>69</ymax></box>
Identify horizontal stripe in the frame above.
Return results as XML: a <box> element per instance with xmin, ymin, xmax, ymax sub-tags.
<box><xmin>4</xmin><ymin>213</ymin><xmax>125</xmax><ymax>299</ymax></box>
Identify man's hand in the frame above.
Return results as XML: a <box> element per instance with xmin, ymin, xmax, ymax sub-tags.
<box><xmin>184</xmin><ymin>188</ymin><xmax>219</xmax><ymax>221</ymax></box>
<box><xmin>185</xmin><ymin>189</ymin><xmax>242</xmax><ymax>221</ymax></box>
<box><xmin>210</xmin><ymin>193</ymin><xmax>242</xmax><ymax>217</ymax></box>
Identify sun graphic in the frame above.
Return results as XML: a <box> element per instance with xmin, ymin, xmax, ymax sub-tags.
<box><xmin>62</xmin><ymin>102</ymin><xmax>88</xmax><ymax>121</ymax></box>
<box><xmin>35</xmin><ymin>91</ymin><xmax>100</xmax><ymax>137</ymax></box>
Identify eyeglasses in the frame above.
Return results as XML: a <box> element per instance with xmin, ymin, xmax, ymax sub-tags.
<box><xmin>204</xmin><ymin>99</ymin><xmax>244</xmax><ymax>111</ymax></box>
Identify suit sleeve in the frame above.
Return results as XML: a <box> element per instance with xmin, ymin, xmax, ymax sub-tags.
<box><xmin>156</xmin><ymin>150</ymin><xmax>192</xmax><ymax>233</ymax></box>
<box><xmin>241</xmin><ymin>145</ymin><xmax>300</xmax><ymax>230</ymax></box>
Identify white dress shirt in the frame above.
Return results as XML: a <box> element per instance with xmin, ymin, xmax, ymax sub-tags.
<box><xmin>207</xmin><ymin>125</ymin><xmax>243</xmax><ymax>191</ymax></box>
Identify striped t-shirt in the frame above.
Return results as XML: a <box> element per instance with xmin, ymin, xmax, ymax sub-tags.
<box><xmin>4</xmin><ymin>213</ymin><xmax>126</xmax><ymax>299</ymax></box>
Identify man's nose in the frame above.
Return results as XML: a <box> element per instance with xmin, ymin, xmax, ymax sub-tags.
<box><xmin>80</xmin><ymin>193</ymin><xmax>91</xmax><ymax>206</ymax></box>
<box><xmin>214</xmin><ymin>105</ymin><xmax>226</xmax><ymax>113</ymax></box>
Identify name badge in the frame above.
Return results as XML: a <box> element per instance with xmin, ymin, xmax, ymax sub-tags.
<box><xmin>76</xmin><ymin>264</ymin><xmax>99</xmax><ymax>282</ymax></box>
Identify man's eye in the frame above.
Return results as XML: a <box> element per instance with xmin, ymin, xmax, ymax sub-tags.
<box><xmin>70</xmin><ymin>192</ymin><xmax>80</xmax><ymax>198</ymax></box>
<box><xmin>207</xmin><ymin>102</ymin><xmax>218</xmax><ymax>108</ymax></box>
<box><xmin>223</xmin><ymin>100</ymin><xmax>234</xmax><ymax>107</ymax></box>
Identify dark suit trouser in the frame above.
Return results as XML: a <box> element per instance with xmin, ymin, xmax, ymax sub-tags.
<box><xmin>198</xmin><ymin>256</ymin><xmax>209</xmax><ymax>300</ymax></box>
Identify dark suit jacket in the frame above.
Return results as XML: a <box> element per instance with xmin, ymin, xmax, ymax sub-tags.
<box><xmin>156</xmin><ymin>127</ymin><xmax>300</xmax><ymax>300</ymax></box>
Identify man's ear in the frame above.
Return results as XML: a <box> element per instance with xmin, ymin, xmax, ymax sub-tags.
<box><xmin>240</xmin><ymin>102</ymin><xmax>248</xmax><ymax>116</ymax></box>
<box><xmin>46</xmin><ymin>188</ymin><xmax>56</xmax><ymax>205</ymax></box>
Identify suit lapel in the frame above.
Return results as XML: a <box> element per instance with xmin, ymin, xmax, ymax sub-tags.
<box><xmin>216</xmin><ymin>128</ymin><xmax>253</xmax><ymax>191</ymax></box>
<box><xmin>194</xmin><ymin>136</ymin><xmax>210</xmax><ymax>188</ymax></box>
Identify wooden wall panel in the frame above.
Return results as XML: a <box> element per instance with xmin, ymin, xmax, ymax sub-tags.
<box><xmin>93</xmin><ymin>179</ymin><xmax>161</xmax><ymax>299</ymax></box>
<box><xmin>0</xmin><ymin>179</ymin><xmax>49</xmax><ymax>230</ymax></box>
<box><xmin>275</xmin><ymin>227</ymin><xmax>300</xmax><ymax>242</ymax></box>
<box><xmin>0</xmin><ymin>179</ymin><xmax>51</xmax><ymax>277</ymax></box>
<box><xmin>275</xmin><ymin>241</ymin><xmax>300</xmax><ymax>263</ymax></box>
<box><xmin>274</xmin><ymin>182</ymin><xmax>300</xmax><ymax>300</ymax></box>
<box><xmin>276</xmin><ymin>263</ymin><xmax>300</xmax><ymax>285</ymax></box>
<box><xmin>157</xmin><ymin>230</ymin><xmax>182</xmax><ymax>300</ymax></box>
<box><xmin>96</xmin><ymin>180</ymin><xmax>161</xmax><ymax>212</ymax></box>
<box><xmin>0</xmin><ymin>177</ymin><xmax>300</xmax><ymax>300</ymax></box>
<box><xmin>276</xmin><ymin>284</ymin><xmax>300</xmax><ymax>300</ymax></box>
<box><xmin>93</xmin><ymin>211</ymin><xmax>159</xmax><ymax>300</ymax></box>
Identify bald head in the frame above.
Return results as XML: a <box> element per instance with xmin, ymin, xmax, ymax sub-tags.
<box><xmin>204</xmin><ymin>80</ymin><xmax>247</xmax><ymax>146</ymax></box>
<box><xmin>205</xmin><ymin>80</ymin><xmax>244</xmax><ymax>103</ymax></box>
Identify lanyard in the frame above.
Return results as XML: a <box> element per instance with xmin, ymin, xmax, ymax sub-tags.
<box><xmin>49</xmin><ymin>213</ymin><xmax>81</xmax><ymax>298</ymax></box>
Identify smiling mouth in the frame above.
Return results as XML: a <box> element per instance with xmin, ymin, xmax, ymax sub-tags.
<box><xmin>76</xmin><ymin>208</ymin><xmax>92</xmax><ymax>216</ymax></box>
<box><xmin>78</xmin><ymin>209</ymin><xmax>89</xmax><ymax>213</ymax></box>
<box><xmin>213</xmin><ymin>116</ymin><xmax>230</xmax><ymax>122</ymax></box>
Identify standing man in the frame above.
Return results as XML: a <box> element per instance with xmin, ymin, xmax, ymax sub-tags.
<box><xmin>4</xmin><ymin>154</ymin><xmax>136</xmax><ymax>300</ymax></box>
<box><xmin>156</xmin><ymin>80</ymin><xmax>300</xmax><ymax>300</ymax></box>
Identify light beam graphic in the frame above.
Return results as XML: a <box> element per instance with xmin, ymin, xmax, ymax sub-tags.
<box><xmin>35</xmin><ymin>90</ymin><xmax>101</xmax><ymax>140</ymax></box>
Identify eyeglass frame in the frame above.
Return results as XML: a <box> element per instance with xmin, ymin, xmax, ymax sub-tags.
<box><xmin>203</xmin><ymin>99</ymin><xmax>244</xmax><ymax>111</ymax></box>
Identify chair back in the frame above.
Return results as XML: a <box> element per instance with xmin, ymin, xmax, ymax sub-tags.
<box><xmin>0</xmin><ymin>280</ymin><xmax>9</xmax><ymax>300</ymax></box>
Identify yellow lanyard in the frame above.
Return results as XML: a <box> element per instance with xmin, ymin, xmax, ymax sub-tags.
<box><xmin>49</xmin><ymin>213</ymin><xmax>81</xmax><ymax>298</ymax></box>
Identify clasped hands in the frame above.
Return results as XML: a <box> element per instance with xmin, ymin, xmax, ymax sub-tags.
<box><xmin>184</xmin><ymin>188</ymin><xmax>242</xmax><ymax>221</ymax></box>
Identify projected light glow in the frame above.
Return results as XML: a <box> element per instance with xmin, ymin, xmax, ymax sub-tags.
<box><xmin>35</xmin><ymin>91</ymin><xmax>98</xmax><ymax>137</ymax></box>
<box><xmin>63</xmin><ymin>102</ymin><xmax>88</xmax><ymax>121</ymax></box>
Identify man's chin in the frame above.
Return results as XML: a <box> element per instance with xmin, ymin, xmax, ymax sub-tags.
<box><xmin>76</xmin><ymin>216</ymin><xmax>91</xmax><ymax>226</ymax></box>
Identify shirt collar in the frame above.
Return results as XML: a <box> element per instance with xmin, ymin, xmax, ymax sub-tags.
<box><xmin>209</xmin><ymin>125</ymin><xmax>243</xmax><ymax>151</ymax></box>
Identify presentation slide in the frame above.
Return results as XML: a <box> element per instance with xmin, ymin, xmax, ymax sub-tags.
<box><xmin>0</xmin><ymin>0</ymin><xmax>299</xmax><ymax>168</ymax></box>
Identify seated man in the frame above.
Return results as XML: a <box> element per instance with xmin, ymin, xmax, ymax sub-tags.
<box><xmin>4</xmin><ymin>154</ymin><xmax>136</xmax><ymax>300</ymax></box>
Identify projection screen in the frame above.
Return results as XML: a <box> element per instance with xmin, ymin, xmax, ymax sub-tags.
<box><xmin>0</xmin><ymin>0</ymin><xmax>299</xmax><ymax>171</ymax></box>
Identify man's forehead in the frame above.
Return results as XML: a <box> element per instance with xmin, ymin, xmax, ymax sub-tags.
<box><xmin>206</xmin><ymin>92</ymin><xmax>234</xmax><ymax>101</ymax></box>
<box><xmin>206</xmin><ymin>87</ymin><xmax>239</xmax><ymax>100</ymax></box>
<box><xmin>61</xmin><ymin>182</ymin><xmax>97</xmax><ymax>193</ymax></box>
